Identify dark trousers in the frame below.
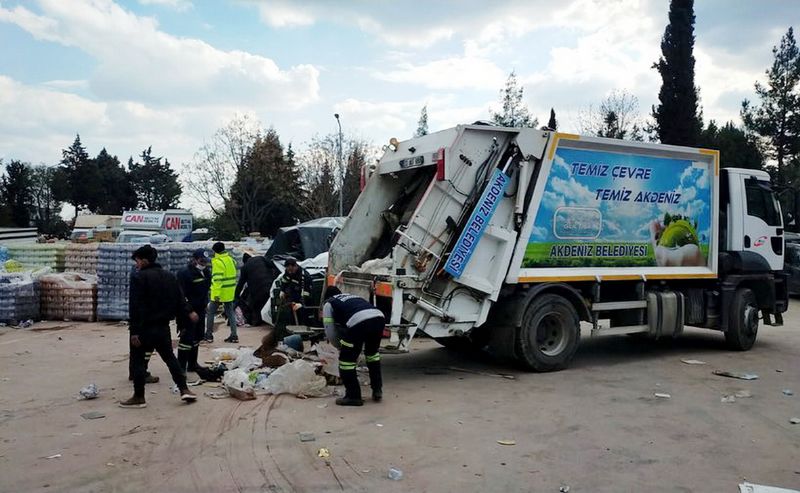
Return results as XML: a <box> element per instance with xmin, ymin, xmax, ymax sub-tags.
<box><xmin>130</xmin><ymin>327</ymin><xmax>187</xmax><ymax>397</ymax></box>
<box><xmin>338</xmin><ymin>317</ymin><xmax>384</xmax><ymax>400</ymax></box>
<box><xmin>178</xmin><ymin>306</ymin><xmax>206</xmax><ymax>373</ymax></box>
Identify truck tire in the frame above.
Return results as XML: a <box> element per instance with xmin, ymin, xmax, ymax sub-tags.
<box><xmin>725</xmin><ymin>288</ymin><xmax>759</xmax><ymax>351</ymax></box>
<box><xmin>515</xmin><ymin>294</ymin><xmax>580</xmax><ymax>371</ymax></box>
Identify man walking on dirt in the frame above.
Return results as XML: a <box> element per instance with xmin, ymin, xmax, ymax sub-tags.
<box><xmin>205</xmin><ymin>242</ymin><xmax>239</xmax><ymax>344</ymax></box>
<box><xmin>177</xmin><ymin>248</ymin><xmax>212</xmax><ymax>377</ymax></box>
<box><xmin>322</xmin><ymin>286</ymin><xmax>385</xmax><ymax>406</ymax></box>
<box><xmin>120</xmin><ymin>245</ymin><xmax>198</xmax><ymax>408</ymax></box>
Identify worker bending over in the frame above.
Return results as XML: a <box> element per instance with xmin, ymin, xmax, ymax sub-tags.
<box><xmin>323</xmin><ymin>286</ymin><xmax>384</xmax><ymax>406</ymax></box>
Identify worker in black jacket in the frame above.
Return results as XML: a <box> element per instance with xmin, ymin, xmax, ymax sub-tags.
<box><xmin>323</xmin><ymin>286</ymin><xmax>385</xmax><ymax>406</ymax></box>
<box><xmin>120</xmin><ymin>245</ymin><xmax>198</xmax><ymax>408</ymax></box>
<box><xmin>176</xmin><ymin>248</ymin><xmax>212</xmax><ymax>375</ymax></box>
<box><xmin>274</xmin><ymin>257</ymin><xmax>312</xmax><ymax>341</ymax></box>
<box><xmin>235</xmin><ymin>252</ymin><xmax>272</xmax><ymax>325</ymax></box>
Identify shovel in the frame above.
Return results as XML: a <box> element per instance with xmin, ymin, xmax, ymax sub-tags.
<box><xmin>287</xmin><ymin>302</ymin><xmax>312</xmax><ymax>335</ymax></box>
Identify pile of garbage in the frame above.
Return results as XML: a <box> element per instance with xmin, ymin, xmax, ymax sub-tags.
<box><xmin>64</xmin><ymin>243</ymin><xmax>100</xmax><ymax>275</ymax></box>
<box><xmin>203</xmin><ymin>342</ymin><xmax>339</xmax><ymax>400</ymax></box>
<box><xmin>39</xmin><ymin>273</ymin><xmax>98</xmax><ymax>322</ymax></box>
<box><xmin>0</xmin><ymin>272</ymin><xmax>40</xmax><ymax>324</ymax></box>
<box><xmin>6</xmin><ymin>243</ymin><xmax>66</xmax><ymax>272</ymax></box>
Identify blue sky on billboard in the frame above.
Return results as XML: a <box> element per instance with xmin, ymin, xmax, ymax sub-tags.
<box><xmin>532</xmin><ymin>148</ymin><xmax>711</xmax><ymax>243</ymax></box>
<box><xmin>0</xmin><ymin>0</ymin><xmax>793</xmax><ymax>213</ymax></box>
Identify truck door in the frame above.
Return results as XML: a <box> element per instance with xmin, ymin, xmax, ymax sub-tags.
<box><xmin>740</xmin><ymin>176</ymin><xmax>784</xmax><ymax>270</ymax></box>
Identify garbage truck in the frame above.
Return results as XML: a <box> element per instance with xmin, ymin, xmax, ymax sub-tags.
<box><xmin>327</xmin><ymin>125</ymin><xmax>789</xmax><ymax>371</ymax></box>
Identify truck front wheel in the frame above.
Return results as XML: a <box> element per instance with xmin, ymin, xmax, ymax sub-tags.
<box><xmin>516</xmin><ymin>294</ymin><xmax>580</xmax><ymax>371</ymax></box>
<box><xmin>725</xmin><ymin>288</ymin><xmax>759</xmax><ymax>351</ymax></box>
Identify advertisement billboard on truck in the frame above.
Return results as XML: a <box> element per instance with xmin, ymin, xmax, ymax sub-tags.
<box><xmin>119</xmin><ymin>210</ymin><xmax>192</xmax><ymax>243</ymax></box>
<box><xmin>523</xmin><ymin>143</ymin><xmax>713</xmax><ymax>271</ymax></box>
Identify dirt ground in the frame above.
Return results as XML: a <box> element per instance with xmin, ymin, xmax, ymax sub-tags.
<box><xmin>1</xmin><ymin>304</ymin><xmax>800</xmax><ymax>493</ymax></box>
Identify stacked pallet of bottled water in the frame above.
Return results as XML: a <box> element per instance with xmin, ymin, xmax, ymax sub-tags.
<box><xmin>7</xmin><ymin>243</ymin><xmax>66</xmax><ymax>272</ymax></box>
<box><xmin>97</xmin><ymin>244</ymin><xmax>172</xmax><ymax>320</ymax></box>
<box><xmin>39</xmin><ymin>273</ymin><xmax>97</xmax><ymax>322</ymax></box>
<box><xmin>64</xmin><ymin>243</ymin><xmax>100</xmax><ymax>275</ymax></box>
<box><xmin>0</xmin><ymin>273</ymin><xmax>40</xmax><ymax>324</ymax></box>
<box><xmin>165</xmin><ymin>242</ymin><xmax>212</xmax><ymax>275</ymax></box>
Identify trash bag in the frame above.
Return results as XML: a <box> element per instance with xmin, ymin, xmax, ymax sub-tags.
<box><xmin>221</xmin><ymin>368</ymin><xmax>253</xmax><ymax>391</ymax></box>
<box><xmin>212</xmin><ymin>347</ymin><xmax>240</xmax><ymax>361</ymax></box>
<box><xmin>262</xmin><ymin>359</ymin><xmax>331</xmax><ymax>397</ymax></box>
<box><xmin>228</xmin><ymin>348</ymin><xmax>261</xmax><ymax>371</ymax></box>
<box><xmin>313</xmin><ymin>341</ymin><xmax>340</xmax><ymax>377</ymax></box>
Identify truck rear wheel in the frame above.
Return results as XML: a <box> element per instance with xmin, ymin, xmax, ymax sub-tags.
<box><xmin>725</xmin><ymin>288</ymin><xmax>759</xmax><ymax>351</ymax></box>
<box><xmin>516</xmin><ymin>294</ymin><xmax>580</xmax><ymax>371</ymax></box>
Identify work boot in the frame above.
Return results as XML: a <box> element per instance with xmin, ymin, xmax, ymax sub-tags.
<box><xmin>372</xmin><ymin>390</ymin><xmax>383</xmax><ymax>402</ymax></box>
<box><xmin>145</xmin><ymin>375</ymin><xmax>160</xmax><ymax>384</ymax></box>
<box><xmin>224</xmin><ymin>335</ymin><xmax>239</xmax><ymax>344</ymax></box>
<box><xmin>119</xmin><ymin>395</ymin><xmax>147</xmax><ymax>408</ymax></box>
<box><xmin>335</xmin><ymin>397</ymin><xmax>364</xmax><ymax>406</ymax></box>
<box><xmin>180</xmin><ymin>388</ymin><xmax>197</xmax><ymax>402</ymax></box>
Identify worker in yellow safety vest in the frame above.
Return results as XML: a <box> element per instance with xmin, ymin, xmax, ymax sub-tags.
<box><xmin>205</xmin><ymin>242</ymin><xmax>239</xmax><ymax>344</ymax></box>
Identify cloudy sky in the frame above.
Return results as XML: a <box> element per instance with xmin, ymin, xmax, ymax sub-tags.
<box><xmin>0</xmin><ymin>0</ymin><xmax>795</xmax><ymax>210</ymax></box>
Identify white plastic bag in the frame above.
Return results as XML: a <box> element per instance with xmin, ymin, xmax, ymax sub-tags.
<box><xmin>263</xmin><ymin>360</ymin><xmax>331</xmax><ymax>397</ymax></box>
<box><xmin>212</xmin><ymin>347</ymin><xmax>240</xmax><ymax>361</ymax></box>
<box><xmin>221</xmin><ymin>368</ymin><xmax>253</xmax><ymax>391</ymax></box>
<box><xmin>261</xmin><ymin>297</ymin><xmax>273</xmax><ymax>325</ymax></box>
<box><xmin>313</xmin><ymin>341</ymin><xmax>340</xmax><ymax>377</ymax></box>
<box><xmin>229</xmin><ymin>348</ymin><xmax>262</xmax><ymax>371</ymax></box>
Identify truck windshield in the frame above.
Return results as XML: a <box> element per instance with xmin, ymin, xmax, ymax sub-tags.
<box><xmin>745</xmin><ymin>179</ymin><xmax>781</xmax><ymax>226</ymax></box>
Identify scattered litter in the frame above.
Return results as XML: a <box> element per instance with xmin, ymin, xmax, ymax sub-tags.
<box><xmin>298</xmin><ymin>432</ymin><xmax>316</xmax><ymax>442</ymax></box>
<box><xmin>681</xmin><ymin>359</ymin><xmax>706</xmax><ymax>365</ymax></box>
<box><xmin>497</xmin><ymin>439</ymin><xmax>516</xmax><ymax>446</ymax></box>
<box><xmin>735</xmin><ymin>390</ymin><xmax>753</xmax><ymax>398</ymax></box>
<box><xmin>150</xmin><ymin>391</ymin><xmax>157</xmax><ymax>395</ymax></box>
<box><xmin>71</xmin><ymin>433</ymin><xmax>83</xmax><ymax>436</ymax></box>
<box><xmin>203</xmin><ymin>390</ymin><xmax>229</xmax><ymax>399</ymax></box>
<box><xmin>739</xmin><ymin>481</ymin><xmax>800</xmax><ymax>493</ymax></box>
<box><xmin>170</xmin><ymin>384</ymin><xmax>179</xmax><ymax>395</ymax></box>
<box><xmin>44</xmin><ymin>454</ymin><xmax>61</xmax><ymax>459</ymax></box>
<box><xmin>361</xmin><ymin>469</ymin><xmax>370</xmax><ymax>474</ymax></box>
<box><xmin>654</xmin><ymin>393</ymin><xmax>671</xmax><ymax>399</ymax></box>
<box><xmin>446</xmin><ymin>367</ymin><xmax>516</xmax><ymax>380</ymax></box>
<box><xmin>783</xmin><ymin>389</ymin><xmax>794</xmax><ymax>396</ymax></box>
<box><xmin>721</xmin><ymin>395</ymin><xmax>736</xmax><ymax>404</ymax></box>
<box><xmin>212</xmin><ymin>348</ymin><xmax>240</xmax><ymax>361</ymax></box>
<box><xmin>316</xmin><ymin>403</ymin><xmax>328</xmax><ymax>409</ymax></box>
<box><xmin>78</xmin><ymin>383</ymin><xmax>98</xmax><ymax>400</ymax></box>
<box><xmin>376</xmin><ymin>424</ymin><xmax>384</xmax><ymax>428</ymax></box>
<box><xmin>106</xmin><ymin>463</ymin><xmax>115</xmax><ymax>467</ymax></box>
<box><xmin>318</xmin><ymin>448</ymin><xmax>330</xmax><ymax>459</ymax></box>
<box><xmin>18</xmin><ymin>320</ymin><xmax>33</xmax><ymax>329</ymax></box>
<box><xmin>226</xmin><ymin>386</ymin><xmax>256</xmax><ymax>401</ymax></box>
<box><xmin>790</xmin><ymin>418</ymin><xmax>800</xmax><ymax>425</ymax></box>
<box><xmin>776</xmin><ymin>369</ymin><xmax>784</xmax><ymax>373</ymax></box>
<box><xmin>713</xmin><ymin>370</ymin><xmax>758</xmax><ymax>380</ymax></box>
<box><xmin>388</xmin><ymin>467</ymin><xmax>403</xmax><ymax>481</ymax></box>
<box><xmin>80</xmin><ymin>411</ymin><xmax>106</xmax><ymax>420</ymax></box>
<box><xmin>560</xmin><ymin>486</ymin><xmax>571</xmax><ymax>493</ymax></box>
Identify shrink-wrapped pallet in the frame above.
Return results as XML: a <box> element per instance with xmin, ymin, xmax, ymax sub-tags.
<box><xmin>39</xmin><ymin>273</ymin><xmax>97</xmax><ymax>322</ymax></box>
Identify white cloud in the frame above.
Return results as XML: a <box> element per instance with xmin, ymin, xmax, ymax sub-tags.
<box><xmin>0</xmin><ymin>0</ymin><xmax>320</xmax><ymax>109</ymax></box>
<box><xmin>138</xmin><ymin>0</ymin><xmax>192</xmax><ymax>12</ymax></box>
<box><xmin>374</xmin><ymin>56</ymin><xmax>506</xmax><ymax>91</ymax></box>
<box><xmin>256</xmin><ymin>2</ymin><xmax>314</xmax><ymax>27</ymax></box>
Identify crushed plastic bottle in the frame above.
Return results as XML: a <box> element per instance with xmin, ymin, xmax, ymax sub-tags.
<box><xmin>78</xmin><ymin>383</ymin><xmax>98</xmax><ymax>400</ymax></box>
<box><xmin>171</xmin><ymin>384</ymin><xmax>180</xmax><ymax>395</ymax></box>
<box><xmin>388</xmin><ymin>467</ymin><xmax>403</xmax><ymax>481</ymax></box>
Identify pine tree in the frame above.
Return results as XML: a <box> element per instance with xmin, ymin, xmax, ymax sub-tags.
<box><xmin>55</xmin><ymin>134</ymin><xmax>100</xmax><ymax>219</ymax></box>
<box><xmin>741</xmin><ymin>27</ymin><xmax>800</xmax><ymax>185</ymax></box>
<box><xmin>700</xmin><ymin>121</ymin><xmax>764</xmax><ymax>170</ymax></box>
<box><xmin>0</xmin><ymin>160</ymin><xmax>33</xmax><ymax>227</ymax></box>
<box><xmin>415</xmin><ymin>105</ymin><xmax>429</xmax><ymax>137</ymax></box>
<box><xmin>547</xmin><ymin>108</ymin><xmax>557</xmax><ymax>130</ymax></box>
<box><xmin>491</xmin><ymin>71</ymin><xmax>538</xmax><ymax>128</ymax></box>
<box><xmin>342</xmin><ymin>143</ymin><xmax>366</xmax><ymax>214</ymax></box>
<box><xmin>93</xmin><ymin>148</ymin><xmax>138</xmax><ymax>214</ymax></box>
<box><xmin>651</xmin><ymin>0</ymin><xmax>703</xmax><ymax>146</ymax></box>
<box><xmin>128</xmin><ymin>147</ymin><xmax>182</xmax><ymax>210</ymax></box>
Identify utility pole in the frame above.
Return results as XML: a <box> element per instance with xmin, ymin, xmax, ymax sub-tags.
<box><xmin>335</xmin><ymin>113</ymin><xmax>343</xmax><ymax>217</ymax></box>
